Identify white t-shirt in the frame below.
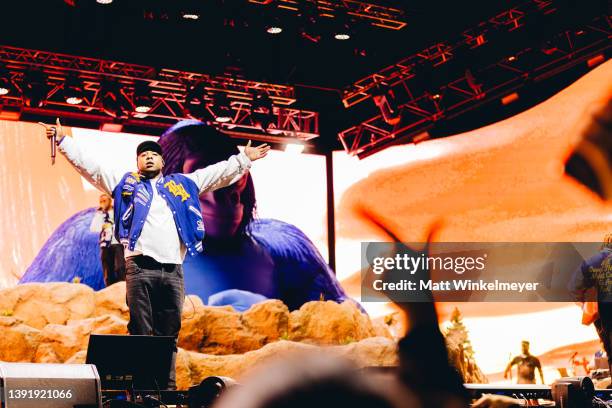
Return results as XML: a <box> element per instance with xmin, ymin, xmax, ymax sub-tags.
<box><xmin>124</xmin><ymin>178</ymin><xmax>185</xmax><ymax>264</ymax></box>
<box><xmin>59</xmin><ymin>136</ymin><xmax>251</xmax><ymax>264</ymax></box>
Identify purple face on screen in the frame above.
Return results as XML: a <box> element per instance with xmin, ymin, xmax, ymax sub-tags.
<box><xmin>158</xmin><ymin>120</ymin><xmax>256</xmax><ymax>239</ymax></box>
<box><xmin>183</xmin><ymin>153</ymin><xmax>249</xmax><ymax>238</ymax></box>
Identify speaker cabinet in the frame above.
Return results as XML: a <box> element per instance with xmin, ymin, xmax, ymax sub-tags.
<box><xmin>0</xmin><ymin>362</ymin><xmax>102</xmax><ymax>408</ymax></box>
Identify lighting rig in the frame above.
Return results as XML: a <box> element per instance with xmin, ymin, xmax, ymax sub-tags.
<box><xmin>338</xmin><ymin>1</ymin><xmax>611</xmax><ymax>158</ymax></box>
<box><xmin>0</xmin><ymin>46</ymin><xmax>319</xmax><ymax>144</ymax></box>
<box><xmin>92</xmin><ymin>0</ymin><xmax>405</xmax><ymax>41</ymax></box>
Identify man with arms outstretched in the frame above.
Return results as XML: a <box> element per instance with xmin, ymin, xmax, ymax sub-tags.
<box><xmin>43</xmin><ymin>119</ymin><xmax>269</xmax><ymax>389</ymax></box>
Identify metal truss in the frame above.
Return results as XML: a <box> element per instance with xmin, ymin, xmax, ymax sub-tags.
<box><xmin>339</xmin><ymin>14</ymin><xmax>611</xmax><ymax>158</ymax></box>
<box><xmin>0</xmin><ymin>46</ymin><xmax>319</xmax><ymax>141</ymax></box>
<box><xmin>248</xmin><ymin>0</ymin><xmax>407</xmax><ymax>30</ymax></box>
<box><xmin>341</xmin><ymin>0</ymin><xmax>559</xmax><ymax>108</ymax></box>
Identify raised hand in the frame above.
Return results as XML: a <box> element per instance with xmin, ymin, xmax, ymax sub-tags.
<box><xmin>357</xmin><ymin>205</ymin><xmax>443</xmax><ymax>332</ymax></box>
<box><xmin>244</xmin><ymin>140</ymin><xmax>270</xmax><ymax>161</ymax></box>
<box><xmin>38</xmin><ymin>118</ymin><xmax>66</xmax><ymax>143</ymax></box>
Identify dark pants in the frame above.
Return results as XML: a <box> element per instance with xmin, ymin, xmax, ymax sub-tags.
<box><xmin>125</xmin><ymin>255</ymin><xmax>184</xmax><ymax>390</ymax></box>
<box><xmin>596</xmin><ymin>302</ymin><xmax>612</xmax><ymax>375</ymax></box>
<box><xmin>101</xmin><ymin>244</ymin><xmax>126</xmax><ymax>286</ymax></box>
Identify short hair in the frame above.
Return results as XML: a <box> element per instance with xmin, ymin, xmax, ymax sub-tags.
<box><xmin>158</xmin><ymin>120</ymin><xmax>256</xmax><ymax>236</ymax></box>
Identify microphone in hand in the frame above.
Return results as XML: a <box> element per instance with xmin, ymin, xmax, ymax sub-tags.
<box><xmin>38</xmin><ymin>118</ymin><xmax>64</xmax><ymax>165</ymax></box>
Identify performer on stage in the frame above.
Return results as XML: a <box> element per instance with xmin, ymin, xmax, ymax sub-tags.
<box><xmin>570</xmin><ymin>233</ymin><xmax>612</xmax><ymax>376</ymax></box>
<box><xmin>89</xmin><ymin>193</ymin><xmax>125</xmax><ymax>286</ymax></box>
<box><xmin>504</xmin><ymin>340</ymin><xmax>545</xmax><ymax>384</ymax></box>
<box><xmin>42</xmin><ymin>118</ymin><xmax>270</xmax><ymax>389</ymax></box>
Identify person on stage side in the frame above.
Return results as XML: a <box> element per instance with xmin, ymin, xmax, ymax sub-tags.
<box><xmin>570</xmin><ymin>233</ymin><xmax>612</xmax><ymax>378</ymax></box>
<box><xmin>89</xmin><ymin>193</ymin><xmax>125</xmax><ymax>286</ymax></box>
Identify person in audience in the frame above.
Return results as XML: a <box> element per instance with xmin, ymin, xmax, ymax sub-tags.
<box><xmin>214</xmin><ymin>353</ymin><xmax>416</xmax><ymax>408</ymax></box>
<box><xmin>570</xmin><ymin>233</ymin><xmax>612</xmax><ymax>377</ymax></box>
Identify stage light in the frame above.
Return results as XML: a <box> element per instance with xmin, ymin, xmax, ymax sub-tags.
<box><xmin>64</xmin><ymin>74</ymin><xmax>84</xmax><ymax>105</ymax></box>
<box><xmin>180</xmin><ymin>0</ymin><xmax>203</xmax><ymax>21</ymax></box>
<box><xmin>0</xmin><ymin>65</ymin><xmax>11</xmax><ymax>95</ymax></box>
<box><xmin>0</xmin><ymin>81</ymin><xmax>9</xmax><ymax>96</ymax></box>
<box><xmin>135</xmin><ymin>104</ymin><xmax>151</xmax><ymax>113</ymax></box>
<box><xmin>212</xmin><ymin>93</ymin><xmax>232</xmax><ymax>123</ymax></box>
<box><xmin>96</xmin><ymin>0</ymin><xmax>113</xmax><ymax>4</ymax></box>
<box><xmin>541</xmin><ymin>40</ymin><xmax>558</xmax><ymax>55</ymax></box>
<box><xmin>371</xmin><ymin>82</ymin><xmax>401</xmax><ymax>126</ymax></box>
<box><xmin>135</xmin><ymin>105</ymin><xmax>151</xmax><ymax>113</ymax></box>
<box><xmin>65</xmin><ymin>96</ymin><xmax>82</xmax><ymax>105</ymax></box>
<box><xmin>412</xmin><ymin>131</ymin><xmax>430</xmax><ymax>144</ymax></box>
<box><xmin>267</xmin><ymin>26</ymin><xmax>283</xmax><ymax>34</ymax></box>
<box><xmin>501</xmin><ymin>92</ymin><xmax>519</xmax><ymax>105</ymax></box>
<box><xmin>215</xmin><ymin>113</ymin><xmax>232</xmax><ymax>123</ymax></box>
<box><xmin>251</xmin><ymin>93</ymin><xmax>274</xmax><ymax>130</ymax></box>
<box><xmin>22</xmin><ymin>70</ymin><xmax>48</xmax><ymax>108</ymax></box>
<box><xmin>134</xmin><ymin>81</ymin><xmax>152</xmax><ymax>113</ymax></box>
<box><xmin>507</xmin><ymin>55</ymin><xmax>516</xmax><ymax>62</ymax></box>
<box><xmin>182</xmin><ymin>12</ymin><xmax>200</xmax><ymax>20</ymax></box>
<box><xmin>265</xmin><ymin>12</ymin><xmax>283</xmax><ymax>34</ymax></box>
<box><xmin>333</xmin><ymin>10</ymin><xmax>352</xmax><ymax>40</ymax></box>
<box><xmin>587</xmin><ymin>54</ymin><xmax>605</xmax><ymax>68</ymax></box>
<box><xmin>427</xmin><ymin>89</ymin><xmax>445</xmax><ymax>115</ymax></box>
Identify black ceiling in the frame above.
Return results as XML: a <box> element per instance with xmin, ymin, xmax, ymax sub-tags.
<box><xmin>1</xmin><ymin>0</ymin><xmax>558</xmax><ymax>88</ymax></box>
<box><xmin>1</xmin><ymin>0</ymin><xmax>609</xmax><ymax>152</ymax></box>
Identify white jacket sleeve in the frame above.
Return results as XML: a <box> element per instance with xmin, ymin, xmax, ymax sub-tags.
<box><xmin>89</xmin><ymin>211</ymin><xmax>104</xmax><ymax>233</ymax></box>
<box><xmin>58</xmin><ymin>137</ymin><xmax>126</xmax><ymax>194</ymax></box>
<box><xmin>184</xmin><ymin>152</ymin><xmax>252</xmax><ymax>193</ymax></box>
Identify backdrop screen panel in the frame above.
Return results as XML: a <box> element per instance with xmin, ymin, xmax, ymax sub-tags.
<box><xmin>0</xmin><ymin>123</ymin><xmax>328</xmax><ymax>288</ymax></box>
<box><xmin>332</xmin><ymin>61</ymin><xmax>612</xmax><ymax>380</ymax></box>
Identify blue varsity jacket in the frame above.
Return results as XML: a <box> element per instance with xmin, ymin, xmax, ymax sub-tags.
<box><xmin>112</xmin><ymin>172</ymin><xmax>205</xmax><ymax>257</ymax></box>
